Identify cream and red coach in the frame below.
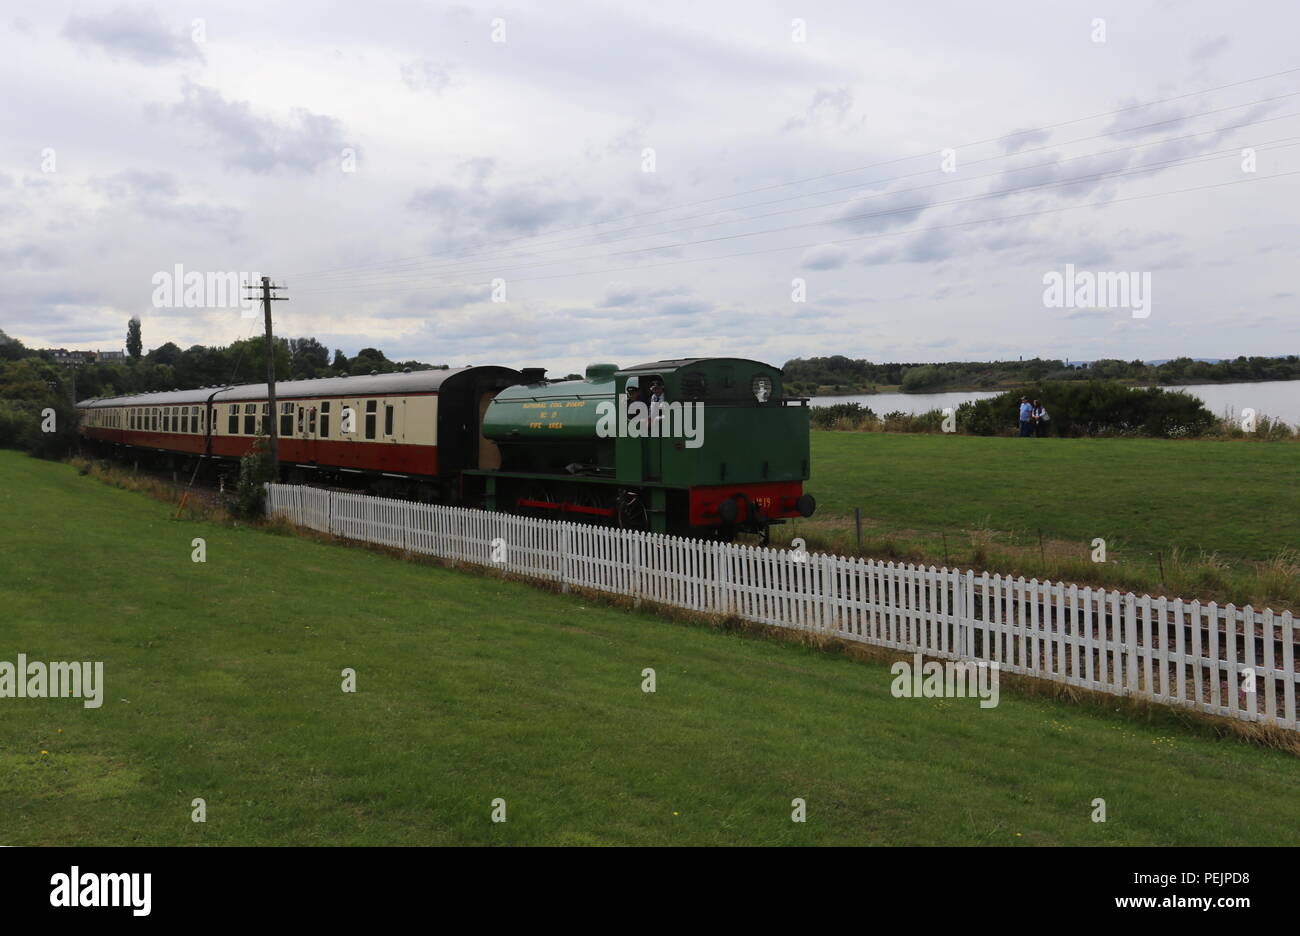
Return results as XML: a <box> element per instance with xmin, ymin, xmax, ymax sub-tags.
<box><xmin>76</xmin><ymin>366</ymin><xmax>523</xmax><ymax>495</ymax></box>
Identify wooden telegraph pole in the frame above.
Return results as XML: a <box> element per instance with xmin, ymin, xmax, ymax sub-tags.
<box><xmin>245</xmin><ymin>276</ymin><xmax>289</xmax><ymax>463</ymax></box>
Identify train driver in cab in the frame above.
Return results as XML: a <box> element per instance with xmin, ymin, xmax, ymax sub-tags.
<box><xmin>647</xmin><ymin>378</ymin><xmax>666</xmax><ymax>422</ymax></box>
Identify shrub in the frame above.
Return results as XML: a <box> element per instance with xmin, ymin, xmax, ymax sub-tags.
<box><xmin>811</xmin><ymin>402</ymin><xmax>877</xmax><ymax>430</ymax></box>
<box><xmin>955</xmin><ymin>381</ymin><xmax>1216</xmax><ymax>438</ymax></box>
<box><xmin>229</xmin><ymin>435</ymin><xmax>279</xmax><ymax>519</ymax></box>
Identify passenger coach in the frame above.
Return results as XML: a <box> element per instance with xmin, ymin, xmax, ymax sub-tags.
<box><xmin>77</xmin><ymin>366</ymin><xmax>522</xmax><ymax>499</ymax></box>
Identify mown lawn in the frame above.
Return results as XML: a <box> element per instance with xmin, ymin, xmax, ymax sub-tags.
<box><xmin>808</xmin><ymin>432</ymin><xmax>1298</xmax><ymax>561</ymax></box>
<box><xmin>2</xmin><ymin>449</ymin><xmax>1299</xmax><ymax>845</ymax></box>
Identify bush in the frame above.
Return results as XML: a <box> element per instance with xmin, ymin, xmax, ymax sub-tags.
<box><xmin>956</xmin><ymin>381</ymin><xmax>1216</xmax><ymax>438</ymax></box>
<box><xmin>229</xmin><ymin>436</ymin><xmax>279</xmax><ymax>519</ymax></box>
<box><xmin>811</xmin><ymin>402</ymin><xmax>877</xmax><ymax>430</ymax></box>
<box><xmin>0</xmin><ymin>359</ymin><xmax>80</xmax><ymax>458</ymax></box>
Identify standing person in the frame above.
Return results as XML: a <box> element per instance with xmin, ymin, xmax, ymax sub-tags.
<box><xmin>1032</xmin><ymin>400</ymin><xmax>1050</xmax><ymax>437</ymax></box>
<box><xmin>1018</xmin><ymin>397</ymin><xmax>1033</xmax><ymax>437</ymax></box>
<box><xmin>648</xmin><ymin>380</ymin><xmax>667</xmax><ymax>423</ymax></box>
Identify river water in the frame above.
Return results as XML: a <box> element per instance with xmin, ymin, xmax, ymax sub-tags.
<box><xmin>810</xmin><ymin>380</ymin><xmax>1300</xmax><ymax>426</ymax></box>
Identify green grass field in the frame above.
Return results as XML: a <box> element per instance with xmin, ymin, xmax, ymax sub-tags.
<box><xmin>2</xmin><ymin>449</ymin><xmax>1300</xmax><ymax>845</ymax></box>
<box><xmin>781</xmin><ymin>432</ymin><xmax>1300</xmax><ymax>609</ymax></box>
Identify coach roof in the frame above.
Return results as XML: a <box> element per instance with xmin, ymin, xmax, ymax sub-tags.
<box><xmin>76</xmin><ymin>366</ymin><xmax>485</xmax><ymax>409</ymax></box>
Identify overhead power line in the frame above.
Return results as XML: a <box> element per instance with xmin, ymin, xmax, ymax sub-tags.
<box><xmin>298</xmin><ymin>107</ymin><xmax>1300</xmax><ymax>288</ymax></box>
<box><xmin>283</xmin><ymin>64</ymin><xmax>1300</xmax><ymax>281</ymax></box>
<box><xmin>291</xmin><ymin>165</ymin><xmax>1300</xmax><ymax>299</ymax></box>
<box><xmin>294</xmin><ymin>138</ymin><xmax>1300</xmax><ymax>295</ymax></box>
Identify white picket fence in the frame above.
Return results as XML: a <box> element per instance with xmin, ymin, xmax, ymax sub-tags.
<box><xmin>266</xmin><ymin>483</ymin><xmax>1300</xmax><ymax>732</ymax></box>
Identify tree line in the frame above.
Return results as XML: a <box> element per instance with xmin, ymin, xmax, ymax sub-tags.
<box><xmin>783</xmin><ymin>354</ymin><xmax>1300</xmax><ymax>395</ymax></box>
<box><xmin>812</xmin><ymin>380</ymin><xmax>1295</xmax><ymax>440</ymax></box>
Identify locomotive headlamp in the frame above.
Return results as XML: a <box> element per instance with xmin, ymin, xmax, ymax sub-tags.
<box><xmin>752</xmin><ymin>375</ymin><xmax>772</xmax><ymax>402</ymax></box>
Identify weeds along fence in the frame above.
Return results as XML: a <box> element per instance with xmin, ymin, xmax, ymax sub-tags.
<box><xmin>266</xmin><ymin>483</ymin><xmax>1299</xmax><ymax>732</ymax></box>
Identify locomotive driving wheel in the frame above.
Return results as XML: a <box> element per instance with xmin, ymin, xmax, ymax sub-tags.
<box><xmin>572</xmin><ymin>488</ymin><xmax>612</xmax><ymax>525</ymax></box>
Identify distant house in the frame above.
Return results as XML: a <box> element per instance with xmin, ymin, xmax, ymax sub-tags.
<box><xmin>43</xmin><ymin>348</ymin><xmax>125</xmax><ymax>365</ymax></box>
<box><xmin>47</xmin><ymin>349</ymin><xmax>95</xmax><ymax>365</ymax></box>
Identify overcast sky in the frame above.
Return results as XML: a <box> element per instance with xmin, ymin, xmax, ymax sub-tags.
<box><xmin>2</xmin><ymin>0</ymin><xmax>1298</xmax><ymax>376</ymax></box>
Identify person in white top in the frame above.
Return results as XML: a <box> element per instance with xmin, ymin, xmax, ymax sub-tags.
<box><xmin>1031</xmin><ymin>400</ymin><xmax>1050</xmax><ymax>437</ymax></box>
<box><xmin>647</xmin><ymin>380</ymin><xmax>666</xmax><ymax>422</ymax></box>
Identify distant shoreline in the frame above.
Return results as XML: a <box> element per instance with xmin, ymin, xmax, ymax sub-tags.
<box><xmin>807</xmin><ymin>376</ymin><xmax>1300</xmax><ymax>397</ymax></box>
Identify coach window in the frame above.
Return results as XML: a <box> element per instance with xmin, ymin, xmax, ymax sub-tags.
<box><xmin>365</xmin><ymin>400</ymin><xmax>377</xmax><ymax>440</ymax></box>
<box><xmin>184</xmin><ymin>407</ymin><xmax>192</xmax><ymax>433</ymax></box>
<box><xmin>262</xmin><ymin>403</ymin><xmax>271</xmax><ymax>434</ymax></box>
<box><xmin>280</xmin><ymin>402</ymin><xmax>293</xmax><ymax>437</ymax></box>
<box><xmin>150</xmin><ymin>408</ymin><xmax>156</xmax><ymax>431</ymax></box>
<box><xmin>297</xmin><ymin>406</ymin><xmax>305</xmax><ymax>434</ymax></box>
<box><xmin>384</xmin><ymin>404</ymin><xmax>394</xmax><ymax>436</ymax></box>
<box><xmin>243</xmin><ymin>403</ymin><xmax>256</xmax><ymax>435</ymax></box>
<box><xmin>164</xmin><ymin>408</ymin><xmax>171</xmax><ymax>432</ymax></box>
<box><xmin>308</xmin><ymin>406</ymin><xmax>317</xmax><ymax>435</ymax></box>
<box><xmin>320</xmin><ymin>401</ymin><xmax>330</xmax><ymax>437</ymax></box>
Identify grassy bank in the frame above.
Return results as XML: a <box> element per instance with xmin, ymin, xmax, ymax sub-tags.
<box><xmin>779</xmin><ymin>432</ymin><xmax>1300</xmax><ymax>611</ymax></box>
<box><xmin>2</xmin><ymin>449</ymin><xmax>1300</xmax><ymax>845</ymax></box>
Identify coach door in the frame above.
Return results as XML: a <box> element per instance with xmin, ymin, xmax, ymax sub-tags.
<box><xmin>477</xmin><ymin>391</ymin><xmax>501</xmax><ymax>470</ymax></box>
<box><xmin>305</xmin><ymin>402</ymin><xmax>320</xmax><ymax>463</ymax></box>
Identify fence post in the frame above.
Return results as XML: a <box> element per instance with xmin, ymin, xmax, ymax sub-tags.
<box><xmin>561</xmin><ymin>524</ymin><xmax>572</xmax><ymax>593</ymax></box>
<box><xmin>819</xmin><ymin>553</ymin><xmax>833</xmax><ymax>636</ymax></box>
<box><xmin>715</xmin><ymin>541</ymin><xmax>729</xmax><ymax>616</ymax></box>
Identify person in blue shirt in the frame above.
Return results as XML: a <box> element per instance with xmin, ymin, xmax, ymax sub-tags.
<box><xmin>1018</xmin><ymin>397</ymin><xmax>1033</xmax><ymax>436</ymax></box>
